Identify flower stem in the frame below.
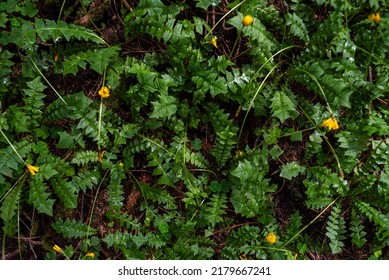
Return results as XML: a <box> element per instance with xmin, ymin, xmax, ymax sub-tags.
<box><xmin>0</xmin><ymin>128</ymin><xmax>27</xmax><ymax>165</ymax></box>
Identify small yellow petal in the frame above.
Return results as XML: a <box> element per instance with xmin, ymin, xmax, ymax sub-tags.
<box><xmin>242</xmin><ymin>15</ymin><xmax>254</xmax><ymax>26</ymax></box>
<box><xmin>27</xmin><ymin>164</ymin><xmax>39</xmax><ymax>175</ymax></box>
<box><xmin>368</xmin><ymin>12</ymin><xmax>381</xmax><ymax>24</ymax></box>
<box><xmin>211</xmin><ymin>37</ymin><xmax>218</xmax><ymax>48</ymax></box>
<box><xmin>85</xmin><ymin>252</ymin><xmax>95</xmax><ymax>258</ymax></box>
<box><xmin>266</xmin><ymin>232</ymin><xmax>277</xmax><ymax>244</ymax></box>
<box><xmin>53</xmin><ymin>244</ymin><xmax>63</xmax><ymax>254</ymax></box>
<box><xmin>320</xmin><ymin>117</ymin><xmax>339</xmax><ymax>131</ymax></box>
<box><xmin>98</xmin><ymin>86</ymin><xmax>110</xmax><ymax>98</ymax></box>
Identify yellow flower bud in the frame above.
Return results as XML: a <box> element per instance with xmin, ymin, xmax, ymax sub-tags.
<box><xmin>242</xmin><ymin>15</ymin><xmax>254</xmax><ymax>26</ymax></box>
<box><xmin>98</xmin><ymin>86</ymin><xmax>110</xmax><ymax>98</ymax></box>
<box><xmin>320</xmin><ymin>117</ymin><xmax>339</xmax><ymax>131</ymax></box>
<box><xmin>266</xmin><ymin>232</ymin><xmax>277</xmax><ymax>244</ymax></box>
<box><xmin>368</xmin><ymin>12</ymin><xmax>381</xmax><ymax>24</ymax></box>
<box><xmin>27</xmin><ymin>164</ymin><xmax>39</xmax><ymax>175</ymax></box>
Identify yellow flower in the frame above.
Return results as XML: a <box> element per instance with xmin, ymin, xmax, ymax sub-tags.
<box><xmin>85</xmin><ymin>252</ymin><xmax>95</xmax><ymax>258</ymax></box>
<box><xmin>98</xmin><ymin>150</ymin><xmax>105</xmax><ymax>163</ymax></box>
<box><xmin>27</xmin><ymin>164</ymin><xmax>39</xmax><ymax>175</ymax></box>
<box><xmin>239</xmin><ymin>253</ymin><xmax>247</xmax><ymax>260</ymax></box>
<box><xmin>235</xmin><ymin>150</ymin><xmax>244</xmax><ymax>158</ymax></box>
<box><xmin>242</xmin><ymin>15</ymin><xmax>254</xmax><ymax>26</ymax></box>
<box><xmin>98</xmin><ymin>86</ymin><xmax>110</xmax><ymax>98</ymax></box>
<box><xmin>266</xmin><ymin>232</ymin><xmax>277</xmax><ymax>244</ymax></box>
<box><xmin>320</xmin><ymin>117</ymin><xmax>339</xmax><ymax>131</ymax></box>
<box><xmin>54</xmin><ymin>53</ymin><xmax>59</xmax><ymax>62</ymax></box>
<box><xmin>211</xmin><ymin>36</ymin><xmax>218</xmax><ymax>48</ymax></box>
<box><xmin>368</xmin><ymin>12</ymin><xmax>381</xmax><ymax>24</ymax></box>
<box><xmin>118</xmin><ymin>162</ymin><xmax>124</xmax><ymax>167</ymax></box>
<box><xmin>53</xmin><ymin>244</ymin><xmax>63</xmax><ymax>254</ymax></box>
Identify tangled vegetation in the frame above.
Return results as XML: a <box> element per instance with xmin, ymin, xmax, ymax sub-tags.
<box><xmin>0</xmin><ymin>0</ymin><xmax>388</xmax><ymax>260</ymax></box>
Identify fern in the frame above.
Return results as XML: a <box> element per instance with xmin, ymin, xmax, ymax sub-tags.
<box><xmin>52</xmin><ymin>176</ymin><xmax>78</xmax><ymax>209</ymax></box>
<box><xmin>142</xmin><ymin>184</ymin><xmax>177</xmax><ymax>210</ymax></box>
<box><xmin>52</xmin><ymin>218</ymin><xmax>97</xmax><ymax>238</ymax></box>
<box><xmin>28</xmin><ymin>180</ymin><xmax>55</xmax><ymax>216</ymax></box>
<box><xmin>184</xmin><ymin>149</ymin><xmax>208</xmax><ymax>169</ymax></box>
<box><xmin>0</xmin><ymin>184</ymin><xmax>22</xmax><ymax>235</ymax></box>
<box><xmin>34</xmin><ymin>18</ymin><xmax>106</xmax><ymax>45</ymax></box>
<box><xmin>22</xmin><ymin>77</ymin><xmax>46</xmax><ymax>120</ymax></box>
<box><xmin>355</xmin><ymin>201</ymin><xmax>389</xmax><ymax>231</ymax></box>
<box><xmin>270</xmin><ymin>90</ymin><xmax>298</xmax><ymax>123</ymax></box>
<box><xmin>230</xmin><ymin>156</ymin><xmax>275</xmax><ymax>218</ymax></box>
<box><xmin>0</xmin><ymin>49</ymin><xmax>14</xmax><ymax>92</ymax></box>
<box><xmin>0</xmin><ymin>140</ymin><xmax>32</xmax><ymax>178</ymax></box>
<box><xmin>326</xmin><ymin>205</ymin><xmax>347</xmax><ymax>254</ymax></box>
<box><xmin>106</xmin><ymin>165</ymin><xmax>125</xmax><ymax>217</ymax></box>
<box><xmin>45</xmin><ymin>92</ymin><xmax>93</xmax><ymax>121</ymax></box>
<box><xmin>63</xmin><ymin>47</ymin><xmax>121</xmax><ymax>75</ymax></box>
<box><xmin>304</xmin><ymin>167</ymin><xmax>346</xmax><ymax>209</ymax></box>
<box><xmin>71</xmin><ymin>150</ymin><xmax>98</xmax><ymax>166</ymax></box>
<box><xmin>202</xmin><ymin>191</ymin><xmax>227</xmax><ymax>228</ymax></box>
<box><xmin>211</xmin><ymin>126</ymin><xmax>238</xmax><ymax>166</ymax></box>
<box><xmin>77</xmin><ymin>110</ymin><xmax>109</xmax><ymax>146</ymax></box>
<box><xmin>350</xmin><ymin>212</ymin><xmax>367</xmax><ymax>249</ymax></box>
<box><xmin>286</xmin><ymin>13</ymin><xmax>309</xmax><ymax>42</ymax></box>
<box><xmin>71</xmin><ymin>170</ymin><xmax>100</xmax><ymax>192</ymax></box>
<box><xmin>150</xmin><ymin>93</ymin><xmax>177</xmax><ymax>120</ymax></box>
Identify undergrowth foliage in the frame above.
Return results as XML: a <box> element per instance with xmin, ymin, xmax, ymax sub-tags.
<box><xmin>0</xmin><ymin>0</ymin><xmax>388</xmax><ymax>259</ymax></box>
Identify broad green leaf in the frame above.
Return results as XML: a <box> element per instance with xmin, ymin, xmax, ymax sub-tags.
<box><xmin>150</xmin><ymin>93</ymin><xmax>177</xmax><ymax>120</ymax></box>
<box><xmin>270</xmin><ymin>91</ymin><xmax>297</xmax><ymax>123</ymax></box>
<box><xmin>195</xmin><ymin>0</ymin><xmax>221</xmax><ymax>10</ymax></box>
<box><xmin>280</xmin><ymin>161</ymin><xmax>306</xmax><ymax>180</ymax></box>
<box><xmin>86</xmin><ymin>46</ymin><xmax>121</xmax><ymax>74</ymax></box>
<box><xmin>63</xmin><ymin>52</ymin><xmax>88</xmax><ymax>75</ymax></box>
<box><xmin>286</xmin><ymin>13</ymin><xmax>309</xmax><ymax>42</ymax></box>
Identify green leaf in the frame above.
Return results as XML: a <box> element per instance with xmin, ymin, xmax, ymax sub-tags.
<box><xmin>28</xmin><ymin>180</ymin><xmax>55</xmax><ymax>216</ymax></box>
<box><xmin>286</xmin><ymin>13</ymin><xmax>309</xmax><ymax>42</ymax></box>
<box><xmin>0</xmin><ymin>12</ymin><xmax>8</xmax><ymax>28</ymax></box>
<box><xmin>270</xmin><ymin>91</ymin><xmax>297</xmax><ymax>123</ymax></box>
<box><xmin>0</xmin><ymin>183</ymin><xmax>22</xmax><ymax>223</ymax></box>
<box><xmin>86</xmin><ymin>46</ymin><xmax>121</xmax><ymax>74</ymax></box>
<box><xmin>150</xmin><ymin>93</ymin><xmax>177</xmax><ymax>120</ymax></box>
<box><xmin>63</xmin><ymin>52</ymin><xmax>88</xmax><ymax>75</ymax></box>
<box><xmin>195</xmin><ymin>0</ymin><xmax>221</xmax><ymax>10</ymax></box>
<box><xmin>280</xmin><ymin>161</ymin><xmax>305</xmax><ymax>180</ymax></box>
<box><xmin>56</xmin><ymin>131</ymin><xmax>75</xmax><ymax>149</ymax></box>
<box><xmin>52</xmin><ymin>219</ymin><xmax>97</xmax><ymax>238</ymax></box>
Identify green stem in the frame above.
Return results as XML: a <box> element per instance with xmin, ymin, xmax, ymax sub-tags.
<box><xmin>282</xmin><ymin>197</ymin><xmax>340</xmax><ymax>249</ymax></box>
<box><xmin>58</xmin><ymin>0</ymin><xmax>67</xmax><ymax>21</ymax></box>
<box><xmin>98</xmin><ymin>101</ymin><xmax>103</xmax><ymax>151</ymax></box>
<box><xmin>0</xmin><ymin>128</ymin><xmax>27</xmax><ymax>165</ymax></box>
<box><xmin>237</xmin><ymin>62</ymin><xmax>280</xmax><ymax>144</ymax></box>
<box><xmin>203</xmin><ymin>0</ymin><xmax>246</xmax><ymax>42</ymax></box>
<box><xmin>29</xmin><ymin>56</ymin><xmax>67</xmax><ymax>105</ymax></box>
<box><xmin>295</xmin><ymin>68</ymin><xmax>333</xmax><ymax>115</ymax></box>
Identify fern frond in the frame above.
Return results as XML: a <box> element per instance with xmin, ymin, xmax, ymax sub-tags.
<box><xmin>28</xmin><ymin>180</ymin><xmax>55</xmax><ymax>216</ymax></box>
<box><xmin>52</xmin><ymin>218</ymin><xmax>97</xmax><ymax>238</ymax></box>
<box><xmin>71</xmin><ymin>150</ymin><xmax>98</xmax><ymax>166</ymax></box>
<box><xmin>211</xmin><ymin>125</ymin><xmax>238</xmax><ymax>166</ymax></box>
<box><xmin>0</xmin><ymin>184</ymin><xmax>22</xmax><ymax>235</ymax></box>
<box><xmin>106</xmin><ymin>165</ymin><xmax>125</xmax><ymax>217</ymax></box>
<box><xmin>34</xmin><ymin>18</ymin><xmax>106</xmax><ymax>45</ymax></box>
<box><xmin>355</xmin><ymin>201</ymin><xmax>389</xmax><ymax>230</ymax></box>
<box><xmin>0</xmin><ymin>140</ymin><xmax>32</xmax><ymax>178</ymax></box>
<box><xmin>52</xmin><ymin>176</ymin><xmax>78</xmax><ymax>209</ymax></box>
<box><xmin>350</xmin><ymin>212</ymin><xmax>367</xmax><ymax>248</ymax></box>
<box><xmin>22</xmin><ymin>77</ymin><xmax>46</xmax><ymax>120</ymax></box>
<box><xmin>325</xmin><ymin>205</ymin><xmax>347</xmax><ymax>254</ymax></box>
<box><xmin>71</xmin><ymin>170</ymin><xmax>100</xmax><ymax>192</ymax></box>
<box><xmin>202</xmin><ymin>192</ymin><xmax>227</xmax><ymax>227</ymax></box>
